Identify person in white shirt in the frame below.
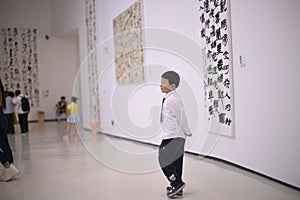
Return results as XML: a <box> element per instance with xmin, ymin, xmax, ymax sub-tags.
<box><xmin>13</xmin><ymin>90</ymin><xmax>29</xmax><ymax>134</ymax></box>
<box><xmin>158</xmin><ymin>71</ymin><xmax>192</xmax><ymax>198</ymax></box>
<box><xmin>3</xmin><ymin>91</ymin><xmax>15</xmax><ymax>134</ymax></box>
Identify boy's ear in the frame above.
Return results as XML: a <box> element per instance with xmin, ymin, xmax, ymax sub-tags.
<box><xmin>170</xmin><ymin>84</ymin><xmax>176</xmax><ymax>90</ymax></box>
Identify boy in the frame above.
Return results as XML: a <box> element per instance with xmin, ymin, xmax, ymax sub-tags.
<box><xmin>159</xmin><ymin>71</ymin><xmax>192</xmax><ymax>198</ymax></box>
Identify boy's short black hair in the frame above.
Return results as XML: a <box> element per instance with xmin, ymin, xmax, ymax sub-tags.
<box><xmin>161</xmin><ymin>71</ymin><xmax>180</xmax><ymax>88</ymax></box>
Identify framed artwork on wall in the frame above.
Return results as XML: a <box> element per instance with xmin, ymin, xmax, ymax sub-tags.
<box><xmin>113</xmin><ymin>0</ymin><xmax>144</xmax><ymax>85</ymax></box>
<box><xmin>0</xmin><ymin>28</ymin><xmax>40</xmax><ymax>107</ymax></box>
<box><xmin>85</xmin><ymin>0</ymin><xmax>100</xmax><ymax>121</ymax></box>
<box><xmin>198</xmin><ymin>0</ymin><xmax>235</xmax><ymax>137</ymax></box>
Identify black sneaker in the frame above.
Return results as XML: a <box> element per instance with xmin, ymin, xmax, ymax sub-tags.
<box><xmin>166</xmin><ymin>186</ymin><xmax>183</xmax><ymax>196</ymax></box>
<box><xmin>167</xmin><ymin>182</ymin><xmax>186</xmax><ymax>198</ymax></box>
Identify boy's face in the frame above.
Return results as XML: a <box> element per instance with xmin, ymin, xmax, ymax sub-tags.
<box><xmin>160</xmin><ymin>78</ymin><xmax>176</xmax><ymax>93</ymax></box>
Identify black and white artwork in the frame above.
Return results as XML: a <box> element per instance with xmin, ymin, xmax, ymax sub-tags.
<box><xmin>198</xmin><ymin>0</ymin><xmax>234</xmax><ymax>137</ymax></box>
<box><xmin>85</xmin><ymin>0</ymin><xmax>100</xmax><ymax>121</ymax></box>
<box><xmin>0</xmin><ymin>28</ymin><xmax>40</xmax><ymax>107</ymax></box>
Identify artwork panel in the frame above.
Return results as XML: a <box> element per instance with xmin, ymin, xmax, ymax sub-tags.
<box><xmin>113</xmin><ymin>0</ymin><xmax>144</xmax><ymax>85</ymax></box>
<box><xmin>85</xmin><ymin>0</ymin><xmax>100</xmax><ymax>120</ymax></box>
<box><xmin>199</xmin><ymin>0</ymin><xmax>234</xmax><ymax>137</ymax></box>
<box><xmin>0</xmin><ymin>28</ymin><xmax>40</xmax><ymax>107</ymax></box>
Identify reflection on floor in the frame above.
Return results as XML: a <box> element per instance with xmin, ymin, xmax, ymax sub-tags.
<box><xmin>1</xmin><ymin>122</ymin><xmax>299</xmax><ymax>200</ymax></box>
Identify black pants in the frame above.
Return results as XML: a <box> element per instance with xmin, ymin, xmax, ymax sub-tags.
<box><xmin>0</xmin><ymin>107</ymin><xmax>14</xmax><ymax>165</ymax></box>
<box><xmin>18</xmin><ymin>113</ymin><xmax>29</xmax><ymax>133</ymax></box>
<box><xmin>159</xmin><ymin>138</ymin><xmax>185</xmax><ymax>187</ymax></box>
<box><xmin>5</xmin><ymin>113</ymin><xmax>15</xmax><ymax>134</ymax></box>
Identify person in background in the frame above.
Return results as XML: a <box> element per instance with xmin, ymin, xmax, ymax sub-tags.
<box><xmin>0</xmin><ymin>79</ymin><xmax>20</xmax><ymax>181</ymax></box>
<box><xmin>64</xmin><ymin>96</ymin><xmax>80</xmax><ymax>139</ymax></box>
<box><xmin>56</xmin><ymin>96</ymin><xmax>67</xmax><ymax>122</ymax></box>
<box><xmin>3</xmin><ymin>91</ymin><xmax>15</xmax><ymax>134</ymax></box>
<box><xmin>13</xmin><ymin>90</ymin><xmax>29</xmax><ymax>134</ymax></box>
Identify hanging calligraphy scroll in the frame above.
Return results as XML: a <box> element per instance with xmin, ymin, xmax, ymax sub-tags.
<box><xmin>0</xmin><ymin>28</ymin><xmax>40</xmax><ymax>107</ymax></box>
<box><xmin>85</xmin><ymin>0</ymin><xmax>100</xmax><ymax>121</ymax></box>
<box><xmin>113</xmin><ymin>0</ymin><xmax>144</xmax><ymax>85</ymax></box>
<box><xmin>199</xmin><ymin>0</ymin><xmax>234</xmax><ymax>137</ymax></box>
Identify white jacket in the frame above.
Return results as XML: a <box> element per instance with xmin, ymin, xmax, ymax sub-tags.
<box><xmin>161</xmin><ymin>91</ymin><xmax>192</xmax><ymax>139</ymax></box>
<box><xmin>13</xmin><ymin>94</ymin><xmax>28</xmax><ymax>114</ymax></box>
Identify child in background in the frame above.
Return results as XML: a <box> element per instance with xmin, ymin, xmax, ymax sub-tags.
<box><xmin>158</xmin><ymin>71</ymin><xmax>192</xmax><ymax>198</ymax></box>
<box><xmin>64</xmin><ymin>96</ymin><xmax>79</xmax><ymax>139</ymax></box>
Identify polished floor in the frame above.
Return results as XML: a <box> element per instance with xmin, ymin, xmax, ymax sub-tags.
<box><xmin>1</xmin><ymin>122</ymin><xmax>299</xmax><ymax>200</ymax></box>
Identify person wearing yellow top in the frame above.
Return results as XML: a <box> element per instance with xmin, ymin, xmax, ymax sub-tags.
<box><xmin>64</xmin><ymin>96</ymin><xmax>80</xmax><ymax>139</ymax></box>
<box><xmin>67</xmin><ymin>101</ymin><xmax>78</xmax><ymax>114</ymax></box>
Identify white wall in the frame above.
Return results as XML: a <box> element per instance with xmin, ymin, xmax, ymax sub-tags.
<box><xmin>50</xmin><ymin>0</ymin><xmax>84</xmax><ymax>37</ymax></box>
<box><xmin>0</xmin><ymin>0</ymin><xmax>80</xmax><ymax>120</ymax></box>
<box><xmin>96</xmin><ymin>0</ymin><xmax>206</xmax><ymax>151</ymax></box>
<box><xmin>0</xmin><ymin>0</ymin><xmax>51</xmax><ymax>36</ymax></box>
<box><xmin>50</xmin><ymin>0</ymin><xmax>90</xmax><ymax>126</ymax></box>
<box><xmin>211</xmin><ymin>0</ymin><xmax>300</xmax><ymax>188</ymax></box>
<box><xmin>38</xmin><ymin>36</ymin><xmax>80</xmax><ymax>120</ymax></box>
<box><xmin>94</xmin><ymin>0</ymin><xmax>300</xmax><ymax>188</ymax></box>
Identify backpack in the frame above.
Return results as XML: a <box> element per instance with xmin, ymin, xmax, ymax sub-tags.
<box><xmin>21</xmin><ymin>96</ymin><xmax>30</xmax><ymax>112</ymax></box>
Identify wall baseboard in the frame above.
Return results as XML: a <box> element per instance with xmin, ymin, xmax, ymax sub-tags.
<box><xmin>29</xmin><ymin>118</ymin><xmax>66</xmax><ymax>123</ymax></box>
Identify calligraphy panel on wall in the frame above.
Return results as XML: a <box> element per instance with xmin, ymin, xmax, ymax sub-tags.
<box><xmin>198</xmin><ymin>0</ymin><xmax>234</xmax><ymax>137</ymax></box>
<box><xmin>113</xmin><ymin>0</ymin><xmax>144</xmax><ymax>85</ymax></box>
<box><xmin>0</xmin><ymin>28</ymin><xmax>40</xmax><ymax>107</ymax></box>
<box><xmin>85</xmin><ymin>0</ymin><xmax>100</xmax><ymax>121</ymax></box>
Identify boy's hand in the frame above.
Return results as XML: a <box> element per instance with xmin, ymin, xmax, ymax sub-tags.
<box><xmin>185</xmin><ymin>133</ymin><xmax>192</xmax><ymax>137</ymax></box>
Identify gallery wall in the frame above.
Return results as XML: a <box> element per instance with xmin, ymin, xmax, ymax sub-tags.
<box><xmin>96</xmin><ymin>0</ymin><xmax>207</xmax><ymax>152</ymax></box>
<box><xmin>0</xmin><ymin>0</ymin><xmax>80</xmax><ymax>120</ymax></box>
<box><xmin>38</xmin><ymin>36</ymin><xmax>80</xmax><ymax>119</ymax></box>
<box><xmin>75</xmin><ymin>0</ymin><xmax>299</xmax><ymax>188</ymax></box>
<box><xmin>222</xmin><ymin>0</ymin><xmax>300</xmax><ymax>187</ymax></box>
<box><xmin>97</xmin><ymin>0</ymin><xmax>300</xmax><ymax>188</ymax></box>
